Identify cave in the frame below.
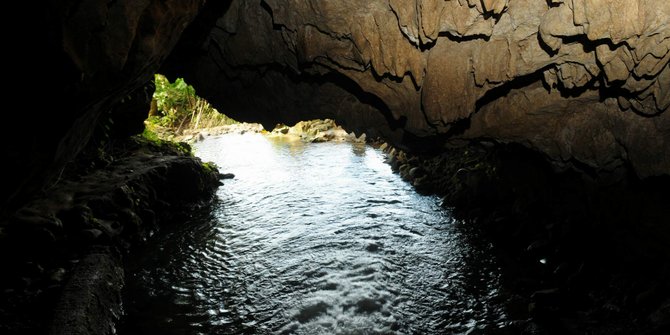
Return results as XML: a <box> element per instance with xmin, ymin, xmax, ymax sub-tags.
<box><xmin>1</xmin><ymin>1</ymin><xmax>669</xmax><ymax>334</ymax></box>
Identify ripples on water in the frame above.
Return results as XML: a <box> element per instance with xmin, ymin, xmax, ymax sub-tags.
<box><xmin>121</xmin><ymin>133</ymin><xmax>506</xmax><ymax>334</ymax></box>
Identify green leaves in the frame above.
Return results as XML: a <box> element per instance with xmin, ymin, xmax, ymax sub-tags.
<box><xmin>148</xmin><ymin>74</ymin><xmax>237</xmax><ymax>132</ymax></box>
<box><xmin>152</xmin><ymin>74</ymin><xmax>197</xmax><ymax>128</ymax></box>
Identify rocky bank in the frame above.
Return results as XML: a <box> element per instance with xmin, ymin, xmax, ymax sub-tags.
<box><xmin>378</xmin><ymin>140</ymin><xmax>670</xmax><ymax>334</ymax></box>
<box><xmin>0</xmin><ymin>138</ymin><xmax>222</xmax><ymax>335</ymax></box>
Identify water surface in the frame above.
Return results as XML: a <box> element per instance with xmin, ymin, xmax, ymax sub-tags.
<box><xmin>122</xmin><ymin>133</ymin><xmax>505</xmax><ymax>334</ymax></box>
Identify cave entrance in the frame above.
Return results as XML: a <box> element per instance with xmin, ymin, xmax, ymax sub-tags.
<box><xmin>116</xmin><ymin>74</ymin><xmax>509</xmax><ymax>335</ymax></box>
<box><xmin>143</xmin><ymin>74</ymin><xmax>247</xmax><ymax>142</ymax></box>
<box><xmin>144</xmin><ymin>74</ymin><xmax>364</xmax><ymax>145</ymax></box>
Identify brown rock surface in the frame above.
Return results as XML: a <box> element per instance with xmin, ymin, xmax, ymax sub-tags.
<box><xmin>172</xmin><ymin>0</ymin><xmax>670</xmax><ymax>178</ymax></box>
<box><xmin>3</xmin><ymin>0</ymin><xmax>669</xmax><ymax>214</ymax></box>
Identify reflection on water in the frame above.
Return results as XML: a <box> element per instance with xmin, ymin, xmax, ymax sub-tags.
<box><xmin>121</xmin><ymin>133</ymin><xmax>506</xmax><ymax>334</ymax></box>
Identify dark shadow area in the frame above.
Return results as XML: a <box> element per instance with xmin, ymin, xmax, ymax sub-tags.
<box><xmin>316</xmin><ymin>71</ymin><xmax>407</xmax><ymax>131</ymax></box>
<box><xmin>160</xmin><ymin>1</ymin><xmax>232</xmax><ymax>80</ymax></box>
<box><xmin>382</xmin><ymin>140</ymin><xmax>670</xmax><ymax>334</ymax></box>
<box><xmin>537</xmin><ymin>32</ymin><xmax>559</xmax><ymax>57</ymax></box>
<box><xmin>438</xmin><ymin>30</ymin><xmax>492</xmax><ymax>43</ymax></box>
<box><xmin>475</xmin><ymin>67</ymin><xmax>550</xmax><ymax>111</ymax></box>
<box><xmin>597</xmin><ymin>81</ymin><xmax>665</xmax><ymax>118</ymax></box>
<box><xmin>2</xmin><ymin>3</ymin><xmax>90</xmax><ymax>216</ymax></box>
<box><xmin>259</xmin><ymin>0</ymin><xmax>284</xmax><ymax>31</ymax></box>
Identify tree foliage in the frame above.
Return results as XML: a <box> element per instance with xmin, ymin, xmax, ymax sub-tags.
<box><xmin>149</xmin><ymin>74</ymin><xmax>236</xmax><ymax>131</ymax></box>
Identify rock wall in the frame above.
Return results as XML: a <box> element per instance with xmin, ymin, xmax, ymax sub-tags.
<box><xmin>0</xmin><ymin>138</ymin><xmax>222</xmax><ymax>334</ymax></box>
<box><xmin>173</xmin><ymin>0</ymin><xmax>670</xmax><ymax>178</ymax></box>
<box><xmin>1</xmin><ymin>0</ymin><xmax>205</xmax><ymax>214</ymax></box>
<box><xmin>3</xmin><ymin>0</ymin><xmax>668</xmax><ymax>214</ymax></box>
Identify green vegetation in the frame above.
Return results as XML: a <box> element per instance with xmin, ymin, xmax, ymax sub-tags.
<box><xmin>147</xmin><ymin>74</ymin><xmax>237</xmax><ymax>134</ymax></box>
<box><xmin>138</xmin><ymin>127</ymin><xmax>192</xmax><ymax>156</ymax></box>
<box><xmin>201</xmin><ymin>161</ymin><xmax>220</xmax><ymax>174</ymax></box>
<box><xmin>141</xmin><ymin>127</ymin><xmax>161</xmax><ymax>143</ymax></box>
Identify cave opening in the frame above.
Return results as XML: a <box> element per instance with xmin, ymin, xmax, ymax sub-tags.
<box><xmin>2</xmin><ymin>1</ymin><xmax>670</xmax><ymax>334</ymax></box>
<box><xmin>113</xmin><ymin>75</ymin><xmax>511</xmax><ymax>333</ymax></box>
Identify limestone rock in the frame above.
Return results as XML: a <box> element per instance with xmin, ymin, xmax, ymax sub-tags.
<box><xmin>172</xmin><ymin>0</ymin><xmax>670</xmax><ymax>177</ymax></box>
<box><xmin>5</xmin><ymin>0</ymin><xmax>670</xmax><ymax>214</ymax></box>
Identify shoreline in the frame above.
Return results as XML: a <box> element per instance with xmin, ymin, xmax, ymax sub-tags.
<box><xmin>0</xmin><ymin>137</ymin><xmax>222</xmax><ymax>335</ymax></box>
<box><xmin>377</xmin><ymin>140</ymin><xmax>670</xmax><ymax>334</ymax></box>
<box><xmin>151</xmin><ymin>119</ymin><xmax>365</xmax><ymax>145</ymax></box>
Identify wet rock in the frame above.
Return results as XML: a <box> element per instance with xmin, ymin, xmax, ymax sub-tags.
<box><xmin>13</xmin><ymin>210</ymin><xmax>63</xmax><ymax>232</ymax></box>
<box><xmin>529</xmin><ymin>288</ymin><xmax>561</xmax><ymax>316</ymax></box>
<box><xmin>220</xmin><ymin>173</ymin><xmax>235</xmax><ymax>179</ymax></box>
<box><xmin>138</xmin><ymin>209</ymin><xmax>157</xmax><ymax>230</ymax></box>
<box><xmin>407</xmin><ymin>156</ymin><xmax>419</xmax><ymax>166</ymax></box>
<box><xmin>413</xmin><ymin>176</ymin><xmax>431</xmax><ymax>194</ymax></box>
<box><xmin>49</xmin><ymin>248</ymin><xmax>123</xmax><ymax>335</ymax></box>
<box><xmin>94</xmin><ymin>219</ymin><xmax>123</xmax><ymax>239</ymax></box>
<box><xmin>21</xmin><ymin>262</ymin><xmax>45</xmax><ymax>278</ymax></box>
<box><xmin>504</xmin><ymin>294</ymin><xmax>529</xmax><ymax>320</ymax></box>
<box><xmin>47</xmin><ymin>268</ymin><xmax>67</xmax><ymax>284</ymax></box>
<box><xmin>118</xmin><ymin>209</ymin><xmax>143</xmax><ymax>234</ymax></box>
<box><xmin>399</xmin><ymin>164</ymin><xmax>412</xmax><ymax>180</ymax></box>
<box><xmin>1</xmin><ymin>135</ymin><xmax>222</xmax><ymax>334</ymax></box>
<box><xmin>112</xmin><ymin>186</ymin><xmax>134</xmax><ymax>209</ymax></box>
<box><xmin>80</xmin><ymin>229</ymin><xmax>103</xmax><ymax>242</ymax></box>
<box><xmin>522</xmin><ymin>321</ymin><xmax>550</xmax><ymax>335</ymax></box>
<box><xmin>649</xmin><ymin>299</ymin><xmax>670</xmax><ymax>329</ymax></box>
<box><xmin>87</xmin><ymin>197</ymin><xmax>120</xmax><ymax>220</ymax></box>
<box><xmin>34</xmin><ymin>227</ymin><xmax>57</xmax><ymax>245</ymax></box>
<box><xmin>295</xmin><ymin>301</ymin><xmax>329</xmax><ymax>323</ymax></box>
<box><xmin>388</xmin><ymin>148</ymin><xmax>397</xmax><ymax>158</ymax></box>
<box><xmin>409</xmin><ymin>166</ymin><xmax>425</xmax><ymax>178</ymax></box>
<box><xmin>366</xmin><ymin>243</ymin><xmax>381</xmax><ymax>252</ymax></box>
<box><xmin>635</xmin><ymin>285</ymin><xmax>662</xmax><ymax>309</ymax></box>
<box><xmin>58</xmin><ymin>205</ymin><xmax>94</xmax><ymax>231</ymax></box>
<box><xmin>526</xmin><ymin>239</ymin><xmax>551</xmax><ymax>256</ymax></box>
<box><xmin>276</xmin><ymin>126</ymin><xmax>289</xmax><ymax>134</ymax></box>
<box><xmin>552</xmin><ymin>262</ymin><xmax>573</xmax><ymax>282</ymax></box>
<box><xmin>379</xmin><ymin>142</ymin><xmax>388</xmax><ymax>151</ymax></box>
<box><xmin>355</xmin><ymin>298</ymin><xmax>382</xmax><ymax>313</ymax></box>
<box><xmin>465</xmin><ymin>326</ymin><xmax>487</xmax><ymax>335</ymax></box>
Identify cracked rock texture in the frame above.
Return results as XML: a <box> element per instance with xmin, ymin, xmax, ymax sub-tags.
<box><xmin>175</xmin><ymin>0</ymin><xmax>670</xmax><ymax>178</ymax></box>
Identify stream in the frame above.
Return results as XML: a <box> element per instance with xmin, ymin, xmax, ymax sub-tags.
<box><xmin>121</xmin><ymin>133</ymin><xmax>507</xmax><ymax>334</ymax></box>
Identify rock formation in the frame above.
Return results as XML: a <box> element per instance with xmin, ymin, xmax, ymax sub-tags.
<box><xmin>3</xmin><ymin>0</ymin><xmax>669</xmax><ymax>213</ymax></box>
<box><xmin>171</xmin><ymin>0</ymin><xmax>670</xmax><ymax>178</ymax></box>
<box><xmin>2</xmin><ymin>0</ymin><xmax>205</xmax><ymax>214</ymax></box>
<box><xmin>0</xmin><ymin>2</ymin><xmax>667</xmax><ymax>333</ymax></box>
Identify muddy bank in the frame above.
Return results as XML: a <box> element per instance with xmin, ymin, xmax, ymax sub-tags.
<box><xmin>378</xmin><ymin>140</ymin><xmax>670</xmax><ymax>334</ymax></box>
<box><xmin>0</xmin><ymin>138</ymin><xmax>223</xmax><ymax>335</ymax></box>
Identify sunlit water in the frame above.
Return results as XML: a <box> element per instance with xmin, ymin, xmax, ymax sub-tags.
<box><xmin>121</xmin><ymin>133</ymin><xmax>506</xmax><ymax>334</ymax></box>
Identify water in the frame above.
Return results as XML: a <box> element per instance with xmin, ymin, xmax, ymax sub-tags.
<box><xmin>121</xmin><ymin>133</ymin><xmax>506</xmax><ymax>334</ymax></box>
